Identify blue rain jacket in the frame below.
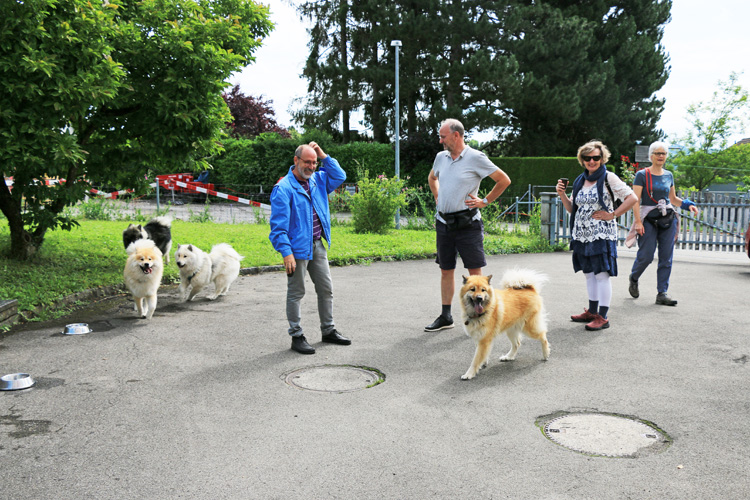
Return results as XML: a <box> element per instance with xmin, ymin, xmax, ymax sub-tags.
<box><xmin>269</xmin><ymin>156</ymin><xmax>346</xmax><ymax>260</ymax></box>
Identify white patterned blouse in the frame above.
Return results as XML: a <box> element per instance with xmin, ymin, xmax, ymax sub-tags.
<box><xmin>572</xmin><ymin>172</ymin><xmax>634</xmax><ymax>243</ymax></box>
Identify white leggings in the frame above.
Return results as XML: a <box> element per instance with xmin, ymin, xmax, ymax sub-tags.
<box><xmin>584</xmin><ymin>272</ymin><xmax>612</xmax><ymax>307</ymax></box>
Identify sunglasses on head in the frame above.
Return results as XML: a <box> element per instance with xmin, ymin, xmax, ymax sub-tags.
<box><xmin>582</xmin><ymin>155</ymin><xmax>602</xmax><ymax>162</ymax></box>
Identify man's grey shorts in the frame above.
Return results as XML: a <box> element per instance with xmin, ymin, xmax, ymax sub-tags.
<box><xmin>435</xmin><ymin>219</ymin><xmax>487</xmax><ymax>270</ymax></box>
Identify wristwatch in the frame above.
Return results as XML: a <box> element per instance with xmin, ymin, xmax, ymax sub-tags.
<box><xmin>482</xmin><ymin>198</ymin><xmax>489</xmax><ymax>205</ymax></box>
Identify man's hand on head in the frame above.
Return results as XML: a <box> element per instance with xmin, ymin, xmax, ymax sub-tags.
<box><xmin>308</xmin><ymin>142</ymin><xmax>327</xmax><ymax>159</ymax></box>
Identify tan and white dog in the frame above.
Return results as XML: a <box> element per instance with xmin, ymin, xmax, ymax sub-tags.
<box><xmin>174</xmin><ymin>243</ymin><xmax>244</xmax><ymax>302</ymax></box>
<box><xmin>123</xmin><ymin>239</ymin><xmax>164</xmax><ymax>320</ymax></box>
<box><xmin>459</xmin><ymin>269</ymin><xmax>550</xmax><ymax>380</ymax></box>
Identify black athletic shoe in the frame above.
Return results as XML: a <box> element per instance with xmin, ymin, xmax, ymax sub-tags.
<box><xmin>424</xmin><ymin>315</ymin><xmax>454</xmax><ymax>332</ymax></box>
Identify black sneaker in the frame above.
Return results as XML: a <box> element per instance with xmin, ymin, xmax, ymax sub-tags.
<box><xmin>424</xmin><ymin>315</ymin><xmax>454</xmax><ymax>332</ymax></box>
<box><xmin>291</xmin><ymin>334</ymin><xmax>315</xmax><ymax>354</ymax></box>
<box><xmin>628</xmin><ymin>275</ymin><xmax>639</xmax><ymax>298</ymax></box>
<box><xmin>655</xmin><ymin>293</ymin><xmax>677</xmax><ymax>306</ymax></box>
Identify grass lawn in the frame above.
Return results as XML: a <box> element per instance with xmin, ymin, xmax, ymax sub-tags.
<box><xmin>0</xmin><ymin>219</ymin><xmax>557</xmax><ymax>324</ymax></box>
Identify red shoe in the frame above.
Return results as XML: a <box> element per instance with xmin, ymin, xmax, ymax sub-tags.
<box><xmin>571</xmin><ymin>308</ymin><xmax>597</xmax><ymax>323</ymax></box>
<box><xmin>585</xmin><ymin>314</ymin><xmax>610</xmax><ymax>331</ymax></box>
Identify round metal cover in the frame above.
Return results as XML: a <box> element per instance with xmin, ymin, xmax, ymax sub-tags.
<box><xmin>284</xmin><ymin>365</ymin><xmax>384</xmax><ymax>393</ymax></box>
<box><xmin>541</xmin><ymin>412</ymin><xmax>671</xmax><ymax>458</ymax></box>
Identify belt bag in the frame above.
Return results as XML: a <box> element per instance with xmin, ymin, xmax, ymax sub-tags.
<box><xmin>440</xmin><ymin>208</ymin><xmax>478</xmax><ymax>231</ymax></box>
<box><xmin>645</xmin><ymin>208</ymin><xmax>674</xmax><ymax>229</ymax></box>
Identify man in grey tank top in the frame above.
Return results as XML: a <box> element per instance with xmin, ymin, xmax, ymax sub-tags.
<box><xmin>425</xmin><ymin>118</ymin><xmax>511</xmax><ymax>332</ymax></box>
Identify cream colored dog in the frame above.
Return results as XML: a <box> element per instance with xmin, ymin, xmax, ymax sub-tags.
<box><xmin>459</xmin><ymin>269</ymin><xmax>550</xmax><ymax>380</ymax></box>
<box><xmin>123</xmin><ymin>239</ymin><xmax>163</xmax><ymax>320</ymax></box>
<box><xmin>174</xmin><ymin>243</ymin><xmax>244</xmax><ymax>302</ymax></box>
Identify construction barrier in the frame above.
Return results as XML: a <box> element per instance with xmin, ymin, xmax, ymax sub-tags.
<box><xmin>4</xmin><ymin>176</ymin><xmax>271</xmax><ymax>210</ymax></box>
<box><xmin>164</xmin><ymin>179</ymin><xmax>270</xmax><ymax>209</ymax></box>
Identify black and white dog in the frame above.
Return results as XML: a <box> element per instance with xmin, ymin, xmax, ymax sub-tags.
<box><xmin>123</xmin><ymin>216</ymin><xmax>173</xmax><ymax>263</ymax></box>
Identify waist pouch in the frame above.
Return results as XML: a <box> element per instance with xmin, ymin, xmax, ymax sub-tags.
<box><xmin>645</xmin><ymin>208</ymin><xmax>675</xmax><ymax>229</ymax></box>
<box><xmin>439</xmin><ymin>208</ymin><xmax>478</xmax><ymax>231</ymax></box>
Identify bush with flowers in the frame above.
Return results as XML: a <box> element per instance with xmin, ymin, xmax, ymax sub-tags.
<box><xmin>619</xmin><ymin>155</ymin><xmax>641</xmax><ymax>185</ymax></box>
<box><xmin>349</xmin><ymin>165</ymin><xmax>408</xmax><ymax>234</ymax></box>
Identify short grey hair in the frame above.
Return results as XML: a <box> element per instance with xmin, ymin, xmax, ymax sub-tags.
<box><xmin>295</xmin><ymin>144</ymin><xmax>313</xmax><ymax>158</ymax></box>
<box><xmin>440</xmin><ymin>118</ymin><xmax>464</xmax><ymax>137</ymax></box>
<box><xmin>648</xmin><ymin>141</ymin><xmax>669</xmax><ymax>156</ymax></box>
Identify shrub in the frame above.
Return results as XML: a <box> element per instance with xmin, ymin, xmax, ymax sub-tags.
<box><xmin>349</xmin><ymin>168</ymin><xmax>408</xmax><ymax>234</ymax></box>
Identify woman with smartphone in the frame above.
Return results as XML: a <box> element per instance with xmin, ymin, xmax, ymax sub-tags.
<box><xmin>556</xmin><ymin>140</ymin><xmax>638</xmax><ymax>331</ymax></box>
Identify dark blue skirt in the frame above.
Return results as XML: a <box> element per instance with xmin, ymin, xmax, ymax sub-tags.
<box><xmin>570</xmin><ymin>239</ymin><xmax>618</xmax><ymax>276</ymax></box>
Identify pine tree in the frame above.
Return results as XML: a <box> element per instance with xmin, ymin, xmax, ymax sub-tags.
<box><xmin>500</xmin><ymin>0</ymin><xmax>671</xmax><ymax>158</ymax></box>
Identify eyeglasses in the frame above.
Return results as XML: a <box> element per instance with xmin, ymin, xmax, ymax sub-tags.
<box><xmin>652</xmin><ymin>152</ymin><xmax>667</xmax><ymax>157</ymax></box>
<box><xmin>582</xmin><ymin>155</ymin><xmax>602</xmax><ymax>162</ymax></box>
<box><xmin>296</xmin><ymin>156</ymin><xmax>318</xmax><ymax>167</ymax></box>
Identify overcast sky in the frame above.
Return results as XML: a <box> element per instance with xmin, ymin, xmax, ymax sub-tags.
<box><xmin>229</xmin><ymin>0</ymin><xmax>750</xmax><ymax>146</ymax></box>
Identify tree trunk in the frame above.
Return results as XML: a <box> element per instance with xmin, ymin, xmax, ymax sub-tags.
<box><xmin>9</xmin><ymin>226</ymin><xmax>40</xmax><ymax>260</ymax></box>
<box><xmin>0</xmin><ymin>185</ymin><xmax>26</xmax><ymax>259</ymax></box>
<box><xmin>0</xmin><ymin>198</ymin><xmax>41</xmax><ymax>260</ymax></box>
<box><xmin>407</xmin><ymin>92</ymin><xmax>417</xmax><ymax>137</ymax></box>
<box><xmin>1</xmin><ymin>171</ymin><xmax>63</xmax><ymax>260</ymax></box>
<box><xmin>370</xmin><ymin>42</ymin><xmax>387</xmax><ymax>143</ymax></box>
<box><xmin>339</xmin><ymin>0</ymin><xmax>350</xmax><ymax>144</ymax></box>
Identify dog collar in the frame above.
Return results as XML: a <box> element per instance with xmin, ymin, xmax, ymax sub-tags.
<box><xmin>464</xmin><ymin>312</ymin><xmax>486</xmax><ymax>324</ymax></box>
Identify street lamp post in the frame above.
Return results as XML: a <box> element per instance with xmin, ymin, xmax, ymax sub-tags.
<box><xmin>391</xmin><ymin>40</ymin><xmax>402</xmax><ymax>229</ymax></box>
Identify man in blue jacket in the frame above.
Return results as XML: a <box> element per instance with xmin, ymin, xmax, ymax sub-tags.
<box><xmin>269</xmin><ymin>142</ymin><xmax>351</xmax><ymax>354</ymax></box>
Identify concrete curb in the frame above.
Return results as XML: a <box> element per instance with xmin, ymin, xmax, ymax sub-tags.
<box><xmin>5</xmin><ymin>265</ymin><xmax>286</xmax><ymax>327</ymax></box>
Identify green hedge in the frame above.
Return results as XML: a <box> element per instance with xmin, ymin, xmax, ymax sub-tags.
<box><xmin>484</xmin><ymin>157</ymin><xmax>583</xmax><ymax>199</ymax></box>
<box><xmin>206</xmin><ymin>132</ymin><xmax>584</xmax><ymax>200</ymax></box>
<box><xmin>209</xmin><ymin>133</ymin><xmax>396</xmax><ymax>187</ymax></box>
<box><xmin>328</xmin><ymin>142</ymin><xmax>395</xmax><ymax>181</ymax></box>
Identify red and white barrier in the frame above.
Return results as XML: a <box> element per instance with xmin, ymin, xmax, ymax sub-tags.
<box><xmin>5</xmin><ymin>176</ymin><xmax>271</xmax><ymax>210</ymax></box>
<box><xmin>89</xmin><ymin>187</ymin><xmax>135</xmax><ymax>198</ymax></box>
<box><xmin>165</xmin><ymin>179</ymin><xmax>270</xmax><ymax>209</ymax></box>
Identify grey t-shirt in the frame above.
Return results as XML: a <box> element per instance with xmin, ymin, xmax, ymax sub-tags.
<box><xmin>432</xmin><ymin>146</ymin><xmax>500</xmax><ymax>221</ymax></box>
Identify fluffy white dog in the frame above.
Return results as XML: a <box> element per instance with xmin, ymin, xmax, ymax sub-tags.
<box><xmin>123</xmin><ymin>239</ymin><xmax>164</xmax><ymax>320</ymax></box>
<box><xmin>174</xmin><ymin>243</ymin><xmax>244</xmax><ymax>302</ymax></box>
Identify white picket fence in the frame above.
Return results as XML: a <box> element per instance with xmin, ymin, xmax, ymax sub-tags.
<box><xmin>539</xmin><ymin>190</ymin><xmax>750</xmax><ymax>253</ymax></box>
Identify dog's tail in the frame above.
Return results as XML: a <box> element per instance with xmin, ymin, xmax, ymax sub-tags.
<box><xmin>149</xmin><ymin>216</ymin><xmax>172</xmax><ymax>227</ymax></box>
<box><xmin>209</xmin><ymin>243</ymin><xmax>244</xmax><ymax>262</ymax></box>
<box><xmin>500</xmin><ymin>268</ymin><xmax>548</xmax><ymax>291</ymax></box>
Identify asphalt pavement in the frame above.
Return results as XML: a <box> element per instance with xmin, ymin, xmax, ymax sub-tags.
<box><xmin>1</xmin><ymin>248</ymin><xmax>749</xmax><ymax>499</ymax></box>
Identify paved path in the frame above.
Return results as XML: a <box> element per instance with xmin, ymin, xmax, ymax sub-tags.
<box><xmin>1</xmin><ymin>250</ymin><xmax>748</xmax><ymax>499</ymax></box>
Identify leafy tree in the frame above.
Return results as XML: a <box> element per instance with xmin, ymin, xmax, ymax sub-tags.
<box><xmin>223</xmin><ymin>85</ymin><xmax>290</xmax><ymax>139</ymax></box>
<box><xmin>670</xmin><ymin>72</ymin><xmax>750</xmax><ymax>190</ymax></box>
<box><xmin>0</xmin><ymin>0</ymin><xmax>273</xmax><ymax>260</ymax></box>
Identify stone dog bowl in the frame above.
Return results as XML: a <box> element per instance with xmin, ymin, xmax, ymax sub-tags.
<box><xmin>0</xmin><ymin>373</ymin><xmax>35</xmax><ymax>391</ymax></box>
<box><xmin>62</xmin><ymin>323</ymin><xmax>92</xmax><ymax>335</ymax></box>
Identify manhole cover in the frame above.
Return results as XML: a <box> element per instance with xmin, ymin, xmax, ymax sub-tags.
<box><xmin>284</xmin><ymin>365</ymin><xmax>385</xmax><ymax>393</ymax></box>
<box><xmin>539</xmin><ymin>412</ymin><xmax>671</xmax><ymax>458</ymax></box>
